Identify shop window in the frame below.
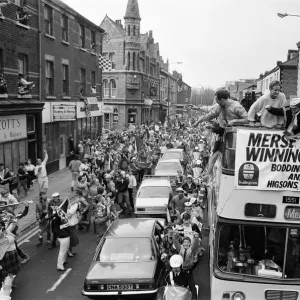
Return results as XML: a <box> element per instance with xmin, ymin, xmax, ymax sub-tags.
<box><xmin>113</xmin><ymin>108</ymin><xmax>118</xmax><ymax>123</ymax></box>
<box><xmin>27</xmin><ymin>115</ymin><xmax>35</xmax><ymax>133</ymax></box>
<box><xmin>62</xmin><ymin>64</ymin><xmax>69</xmax><ymax>95</ymax></box>
<box><xmin>79</xmin><ymin>24</ymin><xmax>85</xmax><ymax>48</ymax></box>
<box><xmin>45</xmin><ymin>60</ymin><xmax>54</xmax><ymax>95</ymax></box>
<box><xmin>61</xmin><ymin>14</ymin><xmax>68</xmax><ymax>42</ymax></box>
<box><xmin>103</xmin><ymin>80</ymin><xmax>109</xmax><ymax>98</ymax></box>
<box><xmin>110</xmin><ymin>79</ymin><xmax>116</xmax><ymax>98</ymax></box>
<box><xmin>91</xmin><ymin>30</ymin><xmax>96</xmax><ymax>51</ymax></box>
<box><xmin>91</xmin><ymin>71</ymin><xmax>96</xmax><ymax>88</ymax></box>
<box><xmin>104</xmin><ymin>113</ymin><xmax>110</xmax><ymax>123</ymax></box>
<box><xmin>128</xmin><ymin>109</ymin><xmax>137</xmax><ymax>124</ymax></box>
<box><xmin>44</xmin><ymin>4</ymin><xmax>53</xmax><ymax>36</ymax></box>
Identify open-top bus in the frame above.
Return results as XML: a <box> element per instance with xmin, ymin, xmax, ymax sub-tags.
<box><xmin>208</xmin><ymin>126</ymin><xmax>300</xmax><ymax>300</ymax></box>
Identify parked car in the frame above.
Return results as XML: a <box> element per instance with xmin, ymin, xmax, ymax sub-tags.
<box><xmin>161</xmin><ymin>149</ymin><xmax>184</xmax><ymax>161</ymax></box>
<box><xmin>135</xmin><ymin>177</ymin><xmax>171</xmax><ymax>220</ymax></box>
<box><xmin>155</xmin><ymin>159</ymin><xmax>183</xmax><ymax>182</ymax></box>
<box><xmin>82</xmin><ymin>218</ymin><xmax>165</xmax><ymax>300</ymax></box>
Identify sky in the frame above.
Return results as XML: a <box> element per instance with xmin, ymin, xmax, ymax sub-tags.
<box><xmin>63</xmin><ymin>0</ymin><xmax>300</xmax><ymax>89</ymax></box>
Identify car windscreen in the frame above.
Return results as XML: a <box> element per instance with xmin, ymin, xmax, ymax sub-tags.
<box><xmin>99</xmin><ymin>238</ymin><xmax>155</xmax><ymax>262</ymax></box>
<box><xmin>138</xmin><ymin>186</ymin><xmax>170</xmax><ymax>198</ymax></box>
<box><xmin>156</xmin><ymin>162</ymin><xmax>181</xmax><ymax>173</ymax></box>
<box><xmin>163</xmin><ymin>152</ymin><xmax>182</xmax><ymax>160</ymax></box>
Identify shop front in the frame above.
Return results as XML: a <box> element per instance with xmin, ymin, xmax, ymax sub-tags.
<box><xmin>0</xmin><ymin>100</ymin><xmax>44</xmax><ymax>172</ymax></box>
<box><xmin>42</xmin><ymin>99</ymin><xmax>103</xmax><ymax>174</ymax></box>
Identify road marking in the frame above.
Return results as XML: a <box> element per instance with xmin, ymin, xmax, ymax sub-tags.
<box><xmin>17</xmin><ymin>229</ymin><xmax>40</xmax><ymax>246</ymax></box>
<box><xmin>17</xmin><ymin>225</ymin><xmax>39</xmax><ymax>243</ymax></box>
<box><xmin>47</xmin><ymin>268</ymin><xmax>72</xmax><ymax>293</ymax></box>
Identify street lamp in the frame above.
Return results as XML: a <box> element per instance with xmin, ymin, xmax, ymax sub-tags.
<box><xmin>277</xmin><ymin>12</ymin><xmax>300</xmax><ymax>18</ymax></box>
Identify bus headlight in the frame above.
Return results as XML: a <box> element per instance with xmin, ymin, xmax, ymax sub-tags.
<box><xmin>232</xmin><ymin>292</ymin><xmax>245</xmax><ymax>300</ymax></box>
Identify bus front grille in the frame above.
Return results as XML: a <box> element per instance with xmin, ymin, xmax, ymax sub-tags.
<box><xmin>265</xmin><ymin>290</ymin><xmax>298</xmax><ymax>300</ymax></box>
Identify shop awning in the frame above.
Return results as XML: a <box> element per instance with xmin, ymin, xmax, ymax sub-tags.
<box><xmin>0</xmin><ymin>100</ymin><xmax>45</xmax><ymax>115</ymax></box>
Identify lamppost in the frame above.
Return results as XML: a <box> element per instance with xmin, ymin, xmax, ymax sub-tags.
<box><xmin>277</xmin><ymin>12</ymin><xmax>300</xmax><ymax>18</ymax></box>
<box><xmin>167</xmin><ymin>62</ymin><xmax>183</xmax><ymax>124</ymax></box>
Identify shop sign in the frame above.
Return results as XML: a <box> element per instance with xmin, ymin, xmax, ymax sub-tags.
<box><xmin>234</xmin><ymin>129</ymin><xmax>300</xmax><ymax>191</ymax></box>
<box><xmin>284</xmin><ymin>206</ymin><xmax>300</xmax><ymax>221</ymax></box>
<box><xmin>0</xmin><ymin>114</ymin><xmax>27</xmax><ymax>142</ymax></box>
<box><xmin>102</xmin><ymin>105</ymin><xmax>114</xmax><ymax>114</ymax></box>
<box><xmin>53</xmin><ymin>104</ymin><xmax>76</xmax><ymax>121</ymax></box>
<box><xmin>77</xmin><ymin>99</ymin><xmax>103</xmax><ymax>119</ymax></box>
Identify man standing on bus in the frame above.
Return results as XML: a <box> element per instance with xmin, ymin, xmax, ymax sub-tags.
<box><xmin>192</xmin><ymin>89</ymin><xmax>248</xmax><ymax>128</ymax></box>
<box><xmin>248</xmin><ymin>80</ymin><xmax>287</xmax><ymax>128</ymax></box>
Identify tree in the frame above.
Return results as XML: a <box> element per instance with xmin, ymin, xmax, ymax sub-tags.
<box><xmin>191</xmin><ymin>87</ymin><xmax>215</xmax><ymax>106</ymax></box>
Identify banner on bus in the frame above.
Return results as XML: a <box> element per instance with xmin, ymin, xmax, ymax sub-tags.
<box><xmin>234</xmin><ymin>129</ymin><xmax>300</xmax><ymax>191</ymax></box>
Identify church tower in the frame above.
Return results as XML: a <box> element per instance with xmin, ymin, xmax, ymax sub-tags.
<box><xmin>124</xmin><ymin>0</ymin><xmax>141</xmax><ymax>71</ymax></box>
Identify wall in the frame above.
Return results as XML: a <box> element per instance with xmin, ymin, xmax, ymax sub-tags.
<box><xmin>281</xmin><ymin>67</ymin><xmax>298</xmax><ymax>99</ymax></box>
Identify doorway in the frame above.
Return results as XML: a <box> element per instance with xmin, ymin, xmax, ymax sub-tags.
<box><xmin>28</xmin><ymin>140</ymin><xmax>37</xmax><ymax>165</ymax></box>
<box><xmin>59</xmin><ymin>134</ymin><xmax>66</xmax><ymax>169</ymax></box>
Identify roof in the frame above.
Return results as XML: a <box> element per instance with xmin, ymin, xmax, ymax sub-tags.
<box><xmin>106</xmin><ymin>218</ymin><xmax>156</xmax><ymax>238</ymax></box>
<box><xmin>165</xmin><ymin>149</ymin><xmax>184</xmax><ymax>153</ymax></box>
<box><xmin>280</xmin><ymin>56</ymin><xmax>298</xmax><ymax>67</ymax></box>
<box><xmin>100</xmin><ymin>15</ymin><xmax>125</xmax><ymax>37</ymax></box>
<box><xmin>124</xmin><ymin>0</ymin><xmax>141</xmax><ymax>20</ymax></box>
<box><xmin>157</xmin><ymin>159</ymin><xmax>181</xmax><ymax>164</ymax></box>
<box><xmin>50</xmin><ymin>0</ymin><xmax>104</xmax><ymax>32</ymax></box>
<box><xmin>141</xmin><ymin>179</ymin><xmax>171</xmax><ymax>187</ymax></box>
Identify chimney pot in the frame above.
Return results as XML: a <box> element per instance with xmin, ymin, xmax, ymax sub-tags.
<box><xmin>277</xmin><ymin>61</ymin><xmax>282</xmax><ymax>66</ymax></box>
<box><xmin>149</xmin><ymin>30</ymin><xmax>153</xmax><ymax>38</ymax></box>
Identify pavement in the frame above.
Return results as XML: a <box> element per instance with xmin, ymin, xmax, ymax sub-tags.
<box><xmin>9</xmin><ymin>169</ymin><xmax>211</xmax><ymax>300</ymax></box>
<box><xmin>16</xmin><ymin>167</ymin><xmax>75</xmax><ymax>233</ymax></box>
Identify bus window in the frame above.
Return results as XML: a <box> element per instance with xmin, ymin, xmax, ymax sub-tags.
<box><xmin>217</xmin><ymin>224</ymin><xmax>294</xmax><ymax>279</ymax></box>
<box><xmin>245</xmin><ymin>203</ymin><xmax>277</xmax><ymax>219</ymax></box>
<box><xmin>222</xmin><ymin>131</ymin><xmax>236</xmax><ymax>171</ymax></box>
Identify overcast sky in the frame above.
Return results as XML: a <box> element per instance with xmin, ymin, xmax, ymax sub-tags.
<box><xmin>63</xmin><ymin>0</ymin><xmax>300</xmax><ymax>89</ymax></box>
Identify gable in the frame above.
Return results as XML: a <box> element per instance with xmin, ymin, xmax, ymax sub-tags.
<box><xmin>100</xmin><ymin>16</ymin><xmax>125</xmax><ymax>39</ymax></box>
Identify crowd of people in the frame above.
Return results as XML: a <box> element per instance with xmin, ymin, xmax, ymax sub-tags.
<box><xmin>0</xmin><ymin>81</ymin><xmax>296</xmax><ymax>298</ymax></box>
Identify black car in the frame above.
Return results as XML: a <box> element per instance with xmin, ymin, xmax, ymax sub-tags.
<box><xmin>82</xmin><ymin>218</ymin><xmax>165</xmax><ymax>299</ymax></box>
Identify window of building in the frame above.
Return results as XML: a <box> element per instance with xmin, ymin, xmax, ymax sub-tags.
<box><xmin>109</xmin><ymin>53</ymin><xmax>116</xmax><ymax>70</ymax></box>
<box><xmin>13</xmin><ymin>0</ymin><xmax>25</xmax><ymax>6</ymax></box>
<box><xmin>45</xmin><ymin>60</ymin><xmax>54</xmax><ymax>95</ymax></box>
<box><xmin>62</xmin><ymin>64</ymin><xmax>69</xmax><ymax>95</ymax></box>
<box><xmin>61</xmin><ymin>14</ymin><xmax>68</xmax><ymax>42</ymax></box>
<box><xmin>103</xmin><ymin>80</ymin><xmax>109</xmax><ymax>98</ymax></box>
<box><xmin>91</xmin><ymin>71</ymin><xmax>96</xmax><ymax>87</ymax></box>
<box><xmin>44</xmin><ymin>5</ymin><xmax>53</xmax><ymax>36</ymax></box>
<box><xmin>27</xmin><ymin>115</ymin><xmax>35</xmax><ymax>133</ymax></box>
<box><xmin>133</xmin><ymin>52</ymin><xmax>136</xmax><ymax>71</ymax></box>
<box><xmin>91</xmin><ymin>30</ymin><xmax>96</xmax><ymax>51</ymax></box>
<box><xmin>128</xmin><ymin>109</ymin><xmax>137</xmax><ymax>124</ymax></box>
<box><xmin>136</xmin><ymin>26</ymin><xmax>139</xmax><ymax>37</ymax></box>
<box><xmin>133</xmin><ymin>25</ymin><xmax>136</xmax><ymax>36</ymax></box>
<box><xmin>104</xmin><ymin>113</ymin><xmax>110</xmax><ymax>123</ymax></box>
<box><xmin>128</xmin><ymin>25</ymin><xmax>130</xmax><ymax>36</ymax></box>
<box><xmin>80</xmin><ymin>68</ymin><xmax>86</xmax><ymax>95</ymax></box>
<box><xmin>79</xmin><ymin>24</ymin><xmax>85</xmax><ymax>48</ymax></box>
<box><xmin>113</xmin><ymin>108</ymin><xmax>118</xmax><ymax>123</ymax></box>
<box><xmin>0</xmin><ymin>49</ymin><xmax>3</xmax><ymax>73</ymax></box>
<box><xmin>111</xmin><ymin>79</ymin><xmax>116</xmax><ymax>98</ymax></box>
<box><xmin>127</xmin><ymin>52</ymin><xmax>130</xmax><ymax>70</ymax></box>
<box><xmin>18</xmin><ymin>54</ymin><xmax>28</xmax><ymax>78</ymax></box>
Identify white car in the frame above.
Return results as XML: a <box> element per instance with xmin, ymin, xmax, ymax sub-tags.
<box><xmin>135</xmin><ymin>177</ymin><xmax>171</xmax><ymax>219</ymax></box>
<box><xmin>161</xmin><ymin>148</ymin><xmax>184</xmax><ymax>161</ymax></box>
<box><xmin>155</xmin><ymin>158</ymin><xmax>183</xmax><ymax>182</ymax></box>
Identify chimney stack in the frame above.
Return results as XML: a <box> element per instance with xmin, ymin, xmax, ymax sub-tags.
<box><xmin>287</xmin><ymin>49</ymin><xmax>298</xmax><ymax>60</ymax></box>
<box><xmin>277</xmin><ymin>61</ymin><xmax>282</xmax><ymax>66</ymax></box>
<box><xmin>149</xmin><ymin>30</ymin><xmax>153</xmax><ymax>38</ymax></box>
<box><xmin>115</xmin><ymin>20</ymin><xmax>123</xmax><ymax>27</ymax></box>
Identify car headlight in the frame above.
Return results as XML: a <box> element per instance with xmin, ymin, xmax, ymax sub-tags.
<box><xmin>232</xmin><ymin>292</ymin><xmax>245</xmax><ymax>300</ymax></box>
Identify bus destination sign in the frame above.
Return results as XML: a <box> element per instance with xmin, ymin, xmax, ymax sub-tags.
<box><xmin>284</xmin><ymin>206</ymin><xmax>300</xmax><ymax>220</ymax></box>
<box><xmin>283</xmin><ymin>196</ymin><xmax>299</xmax><ymax>205</ymax></box>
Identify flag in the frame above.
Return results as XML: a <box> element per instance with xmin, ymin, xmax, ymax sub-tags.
<box><xmin>98</xmin><ymin>54</ymin><xmax>112</xmax><ymax>71</ymax></box>
<box><xmin>83</xmin><ymin>97</ymin><xmax>91</xmax><ymax>118</ymax></box>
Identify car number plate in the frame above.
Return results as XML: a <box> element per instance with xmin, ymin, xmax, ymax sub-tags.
<box><xmin>107</xmin><ymin>284</ymin><xmax>133</xmax><ymax>290</ymax></box>
<box><xmin>145</xmin><ymin>207</ymin><xmax>164</xmax><ymax>212</ymax></box>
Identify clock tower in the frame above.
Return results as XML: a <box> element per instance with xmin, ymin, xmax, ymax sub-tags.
<box><xmin>124</xmin><ymin>0</ymin><xmax>141</xmax><ymax>71</ymax></box>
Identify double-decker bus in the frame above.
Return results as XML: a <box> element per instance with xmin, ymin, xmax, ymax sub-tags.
<box><xmin>208</xmin><ymin>126</ymin><xmax>300</xmax><ymax>300</ymax></box>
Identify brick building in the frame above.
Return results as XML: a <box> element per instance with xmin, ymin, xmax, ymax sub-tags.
<box><xmin>256</xmin><ymin>49</ymin><xmax>298</xmax><ymax>100</ymax></box>
<box><xmin>39</xmin><ymin>0</ymin><xmax>104</xmax><ymax>172</ymax></box>
<box><xmin>173</xmin><ymin>72</ymin><xmax>191</xmax><ymax>116</ymax></box>
<box><xmin>0</xmin><ymin>0</ymin><xmax>44</xmax><ymax>169</ymax></box>
<box><xmin>100</xmin><ymin>0</ymin><xmax>162</xmax><ymax>129</ymax></box>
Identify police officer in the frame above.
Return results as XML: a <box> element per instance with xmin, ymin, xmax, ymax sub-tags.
<box><xmin>166</xmin><ymin>254</ymin><xmax>197</xmax><ymax>300</ymax></box>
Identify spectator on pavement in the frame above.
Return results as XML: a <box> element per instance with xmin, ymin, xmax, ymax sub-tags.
<box><xmin>69</xmin><ymin>155</ymin><xmax>81</xmax><ymax>192</ymax></box>
<box><xmin>17</xmin><ymin>162</ymin><xmax>28</xmax><ymax>197</ymax></box>
<box><xmin>24</xmin><ymin>159</ymin><xmax>35</xmax><ymax>189</ymax></box>
<box><xmin>36</xmin><ymin>191</ymin><xmax>51</xmax><ymax>247</ymax></box>
<box><xmin>248</xmin><ymin>80</ymin><xmax>287</xmax><ymax>128</ymax></box>
<box><xmin>48</xmin><ymin>192</ymin><xmax>62</xmax><ymax>250</ymax></box>
<box><xmin>35</xmin><ymin>150</ymin><xmax>49</xmax><ymax>194</ymax></box>
<box><xmin>127</xmin><ymin>169</ymin><xmax>137</xmax><ymax>210</ymax></box>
